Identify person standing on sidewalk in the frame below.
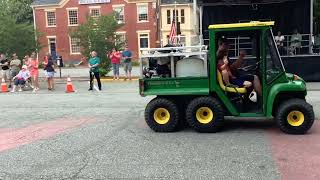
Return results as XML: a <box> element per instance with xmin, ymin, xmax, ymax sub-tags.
<box><xmin>29</xmin><ymin>53</ymin><xmax>39</xmax><ymax>92</ymax></box>
<box><xmin>109</xmin><ymin>48</ymin><xmax>121</xmax><ymax>80</ymax></box>
<box><xmin>122</xmin><ymin>46</ymin><xmax>133</xmax><ymax>80</ymax></box>
<box><xmin>0</xmin><ymin>53</ymin><xmax>10</xmax><ymax>83</ymax></box>
<box><xmin>44</xmin><ymin>53</ymin><xmax>55</xmax><ymax>91</ymax></box>
<box><xmin>88</xmin><ymin>51</ymin><xmax>102</xmax><ymax>91</ymax></box>
<box><xmin>9</xmin><ymin>53</ymin><xmax>21</xmax><ymax>88</ymax></box>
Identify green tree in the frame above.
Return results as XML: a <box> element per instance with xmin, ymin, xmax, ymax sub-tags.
<box><xmin>0</xmin><ymin>16</ymin><xmax>40</xmax><ymax>58</ymax></box>
<box><xmin>0</xmin><ymin>0</ymin><xmax>33</xmax><ymax>23</ymax></box>
<box><xmin>70</xmin><ymin>14</ymin><xmax>124</xmax><ymax>76</ymax></box>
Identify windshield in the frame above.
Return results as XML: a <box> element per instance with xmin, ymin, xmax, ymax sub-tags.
<box><xmin>266</xmin><ymin>29</ymin><xmax>285</xmax><ymax>83</ymax></box>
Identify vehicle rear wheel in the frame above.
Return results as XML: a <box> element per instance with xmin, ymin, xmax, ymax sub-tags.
<box><xmin>276</xmin><ymin>98</ymin><xmax>314</xmax><ymax>134</ymax></box>
<box><xmin>186</xmin><ymin>97</ymin><xmax>224</xmax><ymax>133</ymax></box>
<box><xmin>145</xmin><ymin>97</ymin><xmax>179</xmax><ymax>132</ymax></box>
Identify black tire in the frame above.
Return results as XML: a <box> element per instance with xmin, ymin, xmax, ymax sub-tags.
<box><xmin>276</xmin><ymin>98</ymin><xmax>314</xmax><ymax>134</ymax></box>
<box><xmin>145</xmin><ymin>97</ymin><xmax>179</xmax><ymax>132</ymax></box>
<box><xmin>186</xmin><ymin>97</ymin><xmax>224</xmax><ymax>133</ymax></box>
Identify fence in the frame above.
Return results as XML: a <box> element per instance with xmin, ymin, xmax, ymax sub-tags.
<box><xmin>203</xmin><ymin>34</ymin><xmax>314</xmax><ymax>57</ymax></box>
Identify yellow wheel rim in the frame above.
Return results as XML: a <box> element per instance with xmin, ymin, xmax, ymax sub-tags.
<box><xmin>196</xmin><ymin>107</ymin><xmax>214</xmax><ymax>124</ymax></box>
<box><xmin>154</xmin><ymin>108</ymin><xmax>170</xmax><ymax>125</ymax></box>
<box><xmin>287</xmin><ymin>111</ymin><xmax>304</xmax><ymax>127</ymax></box>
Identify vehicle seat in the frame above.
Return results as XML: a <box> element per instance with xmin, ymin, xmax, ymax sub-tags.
<box><xmin>217</xmin><ymin>71</ymin><xmax>247</xmax><ymax>94</ymax></box>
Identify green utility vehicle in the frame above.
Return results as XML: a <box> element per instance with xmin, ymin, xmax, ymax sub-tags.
<box><xmin>139</xmin><ymin>21</ymin><xmax>314</xmax><ymax>134</ymax></box>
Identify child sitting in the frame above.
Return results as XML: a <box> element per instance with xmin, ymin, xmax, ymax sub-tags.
<box><xmin>11</xmin><ymin>65</ymin><xmax>31</xmax><ymax>92</ymax></box>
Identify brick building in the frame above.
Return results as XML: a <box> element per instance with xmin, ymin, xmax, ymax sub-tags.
<box><xmin>31</xmin><ymin>0</ymin><xmax>157</xmax><ymax>62</ymax></box>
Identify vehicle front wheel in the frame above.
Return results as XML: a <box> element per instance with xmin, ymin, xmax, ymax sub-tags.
<box><xmin>276</xmin><ymin>98</ymin><xmax>314</xmax><ymax>134</ymax></box>
<box><xmin>145</xmin><ymin>97</ymin><xmax>179</xmax><ymax>132</ymax></box>
<box><xmin>186</xmin><ymin>97</ymin><xmax>224</xmax><ymax>133</ymax></box>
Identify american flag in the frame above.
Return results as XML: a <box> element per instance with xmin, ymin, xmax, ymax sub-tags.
<box><xmin>169</xmin><ymin>20</ymin><xmax>176</xmax><ymax>45</ymax></box>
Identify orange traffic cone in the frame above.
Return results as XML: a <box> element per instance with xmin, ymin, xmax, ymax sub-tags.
<box><xmin>1</xmin><ymin>78</ymin><xmax>8</xmax><ymax>93</ymax></box>
<box><xmin>66</xmin><ymin>76</ymin><xmax>75</xmax><ymax>93</ymax></box>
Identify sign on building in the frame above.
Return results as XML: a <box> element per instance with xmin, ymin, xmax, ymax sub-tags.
<box><xmin>79</xmin><ymin>0</ymin><xmax>111</xmax><ymax>4</ymax></box>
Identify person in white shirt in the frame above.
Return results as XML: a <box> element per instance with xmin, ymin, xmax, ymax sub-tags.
<box><xmin>11</xmin><ymin>65</ymin><xmax>30</xmax><ymax>92</ymax></box>
<box><xmin>275</xmin><ymin>31</ymin><xmax>285</xmax><ymax>55</ymax></box>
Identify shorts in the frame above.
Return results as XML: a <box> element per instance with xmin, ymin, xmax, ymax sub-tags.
<box><xmin>14</xmin><ymin>79</ymin><xmax>26</xmax><ymax>86</ymax></box>
<box><xmin>10</xmin><ymin>70</ymin><xmax>19</xmax><ymax>79</ymax></box>
<box><xmin>123</xmin><ymin>62</ymin><xmax>132</xmax><ymax>72</ymax></box>
<box><xmin>1</xmin><ymin>70</ymin><xmax>10</xmax><ymax>79</ymax></box>
<box><xmin>46</xmin><ymin>71</ymin><xmax>55</xmax><ymax>78</ymax></box>
<box><xmin>112</xmin><ymin>63</ymin><xmax>120</xmax><ymax>76</ymax></box>
<box><xmin>230</xmin><ymin>74</ymin><xmax>255</xmax><ymax>87</ymax></box>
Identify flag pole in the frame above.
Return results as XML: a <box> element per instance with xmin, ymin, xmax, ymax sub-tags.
<box><xmin>174</xmin><ymin>0</ymin><xmax>177</xmax><ymax>45</ymax></box>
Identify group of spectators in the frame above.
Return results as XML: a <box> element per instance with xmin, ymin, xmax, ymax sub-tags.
<box><xmin>275</xmin><ymin>29</ymin><xmax>302</xmax><ymax>55</ymax></box>
<box><xmin>88</xmin><ymin>46</ymin><xmax>133</xmax><ymax>91</ymax></box>
<box><xmin>0</xmin><ymin>52</ymin><xmax>56</xmax><ymax>92</ymax></box>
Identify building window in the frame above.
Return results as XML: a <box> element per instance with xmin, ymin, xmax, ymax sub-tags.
<box><xmin>70</xmin><ymin>37</ymin><xmax>81</xmax><ymax>54</ymax></box>
<box><xmin>166</xmin><ymin>10</ymin><xmax>171</xmax><ymax>24</ymax></box>
<box><xmin>137</xmin><ymin>4</ymin><xmax>148</xmax><ymax>22</ymax></box>
<box><xmin>46</xmin><ymin>11</ymin><xmax>56</xmax><ymax>27</ymax></box>
<box><xmin>139</xmin><ymin>33</ymin><xmax>149</xmax><ymax>48</ymax></box>
<box><xmin>113</xmin><ymin>6</ymin><xmax>124</xmax><ymax>23</ymax></box>
<box><xmin>68</xmin><ymin>9</ymin><xmax>78</xmax><ymax>26</ymax></box>
<box><xmin>90</xmin><ymin>9</ymin><xmax>100</xmax><ymax>18</ymax></box>
<box><xmin>115</xmin><ymin>32</ymin><xmax>126</xmax><ymax>47</ymax></box>
<box><xmin>173</xmin><ymin>10</ymin><xmax>179</xmax><ymax>23</ymax></box>
<box><xmin>181</xmin><ymin>9</ymin><xmax>185</xmax><ymax>24</ymax></box>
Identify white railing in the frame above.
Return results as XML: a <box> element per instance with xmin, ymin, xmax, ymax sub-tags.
<box><xmin>203</xmin><ymin>34</ymin><xmax>315</xmax><ymax>57</ymax></box>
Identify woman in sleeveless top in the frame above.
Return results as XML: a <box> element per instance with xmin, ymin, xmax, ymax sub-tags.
<box><xmin>29</xmin><ymin>54</ymin><xmax>39</xmax><ymax>92</ymax></box>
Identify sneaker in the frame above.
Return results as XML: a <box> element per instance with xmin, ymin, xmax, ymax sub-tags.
<box><xmin>32</xmin><ymin>89</ymin><xmax>37</xmax><ymax>93</ymax></box>
<box><xmin>88</xmin><ymin>88</ymin><xmax>93</xmax><ymax>91</ymax></box>
<box><xmin>18</xmin><ymin>88</ymin><xmax>23</xmax><ymax>92</ymax></box>
<box><xmin>10</xmin><ymin>89</ymin><xmax>15</xmax><ymax>93</ymax></box>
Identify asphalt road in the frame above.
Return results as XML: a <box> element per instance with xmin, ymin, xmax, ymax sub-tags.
<box><xmin>0</xmin><ymin>81</ymin><xmax>319</xmax><ymax>180</ymax></box>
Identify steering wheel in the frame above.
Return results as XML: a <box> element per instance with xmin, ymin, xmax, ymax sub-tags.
<box><xmin>239</xmin><ymin>61</ymin><xmax>261</xmax><ymax>72</ymax></box>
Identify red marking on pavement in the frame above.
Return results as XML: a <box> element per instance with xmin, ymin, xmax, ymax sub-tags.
<box><xmin>0</xmin><ymin>118</ymin><xmax>96</xmax><ymax>152</ymax></box>
<box><xmin>137</xmin><ymin>120</ymin><xmax>148</xmax><ymax>129</ymax></box>
<box><xmin>268</xmin><ymin>121</ymin><xmax>320</xmax><ymax>180</ymax></box>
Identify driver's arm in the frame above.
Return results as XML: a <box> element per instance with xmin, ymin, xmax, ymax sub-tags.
<box><xmin>230</xmin><ymin>50</ymin><xmax>246</xmax><ymax>71</ymax></box>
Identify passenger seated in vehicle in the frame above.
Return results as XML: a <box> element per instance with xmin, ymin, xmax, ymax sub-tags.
<box><xmin>217</xmin><ymin>53</ymin><xmax>252</xmax><ymax>88</ymax></box>
<box><xmin>217</xmin><ymin>38</ymin><xmax>262</xmax><ymax>96</ymax></box>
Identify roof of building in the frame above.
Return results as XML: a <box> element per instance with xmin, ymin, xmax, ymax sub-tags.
<box><xmin>32</xmin><ymin>0</ymin><xmax>61</xmax><ymax>6</ymax></box>
<box><xmin>208</xmin><ymin>21</ymin><xmax>275</xmax><ymax>30</ymax></box>
<box><xmin>161</xmin><ymin>0</ymin><xmax>193</xmax><ymax>4</ymax></box>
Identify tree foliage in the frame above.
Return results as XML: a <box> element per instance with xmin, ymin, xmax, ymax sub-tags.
<box><xmin>0</xmin><ymin>0</ymin><xmax>33</xmax><ymax>23</ymax></box>
<box><xmin>0</xmin><ymin>16</ymin><xmax>40</xmax><ymax>58</ymax></box>
<box><xmin>70</xmin><ymin>14</ymin><xmax>124</xmax><ymax>75</ymax></box>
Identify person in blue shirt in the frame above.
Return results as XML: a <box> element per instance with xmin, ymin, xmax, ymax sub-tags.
<box><xmin>122</xmin><ymin>46</ymin><xmax>133</xmax><ymax>80</ymax></box>
<box><xmin>88</xmin><ymin>51</ymin><xmax>102</xmax><ymax>91</ymax></box>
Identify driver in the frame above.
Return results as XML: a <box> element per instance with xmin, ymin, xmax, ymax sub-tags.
<box><xmin>217</xmin><ymin>38</ymin><xmax>262</xmax><ymax>96</ymax></box>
